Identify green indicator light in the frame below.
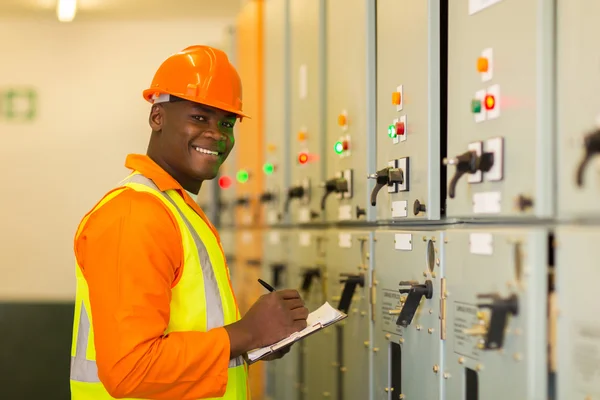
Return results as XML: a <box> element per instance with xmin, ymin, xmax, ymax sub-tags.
<box><xmin>388</xmin><ymin>124</ymin><xmax>397</xmax><ymax>138</ymax></box>
<box><xmin>263</xmin><ymin>163</ymin><xmax>274</xmax><ymax>175</ymax></box>
<box><xmin>236</xmin><ymin>169</ymin><xmax>249</xmax><ymax>183</ymax></box>
<box><xmin>471</xmin><ymin>99</ymin><xmax>482</xmax><ymax>114</ymax></box>
<box><xmin>334</xmin><ymin>141</ymin><xmax>344</xmax><ymax>154</ymax></box>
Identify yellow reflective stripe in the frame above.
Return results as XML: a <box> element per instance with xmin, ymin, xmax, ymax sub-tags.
<box><xmin>70</xmin><ymin>302</ymin><xmax>100</xmax><ymax>382</ymax></box>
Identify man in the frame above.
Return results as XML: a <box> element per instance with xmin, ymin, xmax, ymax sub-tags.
<box><xmin>69</xmin><ymin>45</ymin><xmax>309</xmax><ymax>399</ymax></box>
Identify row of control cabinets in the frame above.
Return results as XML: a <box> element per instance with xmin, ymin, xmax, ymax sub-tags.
<box><xmin>208</xmin><ymin>0</ymin><xmax>600</xmax><ymax>226</ymax></box>
<box><xmin>219</xmin><ymin>226</ymin><xmax>600</xmax><ymax>400</ymax></box>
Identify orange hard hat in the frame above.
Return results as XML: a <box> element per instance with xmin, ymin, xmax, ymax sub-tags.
<box><xmin>143</xmin><ymin>45</ymin><xmax>249</xmax><ymax>120</ymax></box>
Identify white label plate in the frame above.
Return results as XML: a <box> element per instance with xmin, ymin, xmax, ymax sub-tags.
<box><xmin>267</xmin><ymin>210</ymin><xmax>279</xmax><ymax>224</ymax></box>
<box><xmin>469</xmin><ymin>233</ymin><xmax>493</xmax><ymax>255</ymax></box>
<box><xmin>299</xmin><ymin>64</ymin><xmax>307</xmax><ymax>99</ymax></box>
<box><xmin>391</xmin><ymin>201</ymin><xmax>408</xmax><ymax>218</ymax></box>
<box><xmin>269</xmin><ymin>231</ymin><xmax>280</xmax><ymax>245</ymax></box>
<box><xmin>473</xmin><ymin>192</ymin><xmax>501</xmax><ymax>214</ymax></box>
<box><xmin>338</xmin><ymin>233</ymin><xmax>352</xmax><ymax>248</ymax></box>
<box><xmin>469</xmin><ymin>0</ymin><xmax>502</xmax><ymax>15</ymax></box>
<box><xmin>299</xmin><ymin>207</ymin><xmax>310</xmax><ymax>223</ymax></box>
<box><xmin>299</xmin><ymin>232</ymin><xmax>311</xmax><ymax>247</ymax></box>
<box><xmin>394</xmin><ymin>233</ymin><xmax>412</xmax><ymax>251</ymax></box>
<box><xmin>338</xmin><ymin>204</ymin><xmax>352</xmax><ymax>220</ymax></box>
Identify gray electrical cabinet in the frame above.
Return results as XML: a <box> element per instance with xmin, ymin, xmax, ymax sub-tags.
<box><xmin>443</xmin><ymin>227</ymin><xmax>548</xmax><ymax>400</ymax></box>
<box><xmin>289</xmin><ymin>229</ymin><xmax>334</xmax><ymax>399</ymax></box>
<box><xmin>556</xmin><ymin>0</ymin><xmax>600</xmax><ymax>220</ymax></box>
<box><xmin>555</xmin><ymin>227</ymin><xmax>600</xmax><ymax>400</ymax></box>
<box><xmin>372</xmin><ymin>229</ymin><xmax>444</xmax><ymax>400</ymax></box>
<box><xmin>325</xmin><ymin>229</ymin><xmax>373</xmax><ymax>400</ymax></box>
<box><xmin>445</xmin><ymin>0</ymin><xmax>554</xmax><ymax>220</ymax></box>
<box><xmin>263</xmin><ymin>0</ymin><xmax>290</xmax><ymax>227</ymax></box>
<box><xmin>323</xmin><ymin>0</ymin><xmax>375</xmax><ymax>223</ymax></box>
<box><xmin>217</xmin><ymin>24</ymin><xmax>239</xmax><ymax>229</ymax></box>
<box><xmin>287</xmin><ymin>0</ymin><xmax>326</xmax><ymax>225</ymax></box>
<box><xmin>261</xmin><ymin>229</ymin><xmax>298</xmax><ymax>400</ymax></box>
<box><xmin>373</xmin><ymin>0</ymin><xmax>443</xmax><ymax>222</ymax></box>
<box><xmin>219</xmin><ymin>229</ymin><xmax>237</xmax><ymax>282</ymax></box>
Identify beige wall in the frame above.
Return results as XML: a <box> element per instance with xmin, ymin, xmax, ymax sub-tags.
<box><xmin>0</xmin><ymin>18</ymin><xmax>233</xmax><ymax>301</ymax></box>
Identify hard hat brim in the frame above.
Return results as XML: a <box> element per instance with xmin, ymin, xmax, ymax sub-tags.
<box><xmin>142</xmin><ymin>89</ymin><xmax>251</xmax><ymax>120</ymax></box>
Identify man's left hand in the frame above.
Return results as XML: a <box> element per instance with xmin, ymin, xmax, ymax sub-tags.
<box><xmin>262</xmin><ymin>344</ymin><xmax>292</xmax><ymax>361</ymax></box>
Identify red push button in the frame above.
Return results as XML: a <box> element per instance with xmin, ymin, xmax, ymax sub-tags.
<box><xmin>396</xmin><ymin>121</ymin><xmax>405</xmax><ymax>136</ymax></box>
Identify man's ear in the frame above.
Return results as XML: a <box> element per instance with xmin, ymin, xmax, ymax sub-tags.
<box><xmin>149</xmin><ymin>104</ymin><xmax>164</xmax><ymax>131</ymax></box>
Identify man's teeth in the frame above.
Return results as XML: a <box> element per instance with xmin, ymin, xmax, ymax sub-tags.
<box><xmin>194</xmin><ymin>147</ymin><xmax>219</xmax><ymax>156</ymax></box>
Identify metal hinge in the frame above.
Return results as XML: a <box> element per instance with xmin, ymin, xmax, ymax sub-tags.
<box><xmin>440</xmin><ymin>278</ymin><xmax>447</xmax><ymax>340</ymax></box>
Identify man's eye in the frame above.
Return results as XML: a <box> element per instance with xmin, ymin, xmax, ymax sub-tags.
<box><xmin>221</xmin><ymin>121</ymin><xmax>235</xmax><ymax>129</ymax></box>
<box><xmin>192</xmin><ymin>115</ymin><xmax>207</xmax><ymax>122</ymax></box>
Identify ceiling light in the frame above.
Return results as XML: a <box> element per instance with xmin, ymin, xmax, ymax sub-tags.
<box><xmin>57</xmin><ymin>0</ymin><xmax>77</xmax><ymax>22</ymax></box>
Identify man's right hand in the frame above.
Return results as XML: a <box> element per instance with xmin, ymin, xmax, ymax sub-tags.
<box><xmin>224</xmin><ymin>289</ymin><xmax>309</xmax><ymax>358</ymax></box>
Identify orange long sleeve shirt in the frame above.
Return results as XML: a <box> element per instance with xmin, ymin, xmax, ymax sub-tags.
<box><xmin>74</xmin><ymin>154</ymin><xmax>234</xmax><ymax>399</ymax></box>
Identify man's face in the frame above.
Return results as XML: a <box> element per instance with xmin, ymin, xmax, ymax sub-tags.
<box><xmin>150</xmin><ymin>100</ymin><xmax>236</xmax><ymax>183</ymax></box>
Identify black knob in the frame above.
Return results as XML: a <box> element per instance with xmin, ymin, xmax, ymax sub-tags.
<box><xmin>310</xmin><ymin>210</ymin><xmax>320</xmax><ymax>219</ymax></box>
<box><xmin>444</xmin><ymin>150</ymin><xmax>494</xmax><ymax>198</ymax></box>
<box><xmin>514</xmin><ymin>195</ymin><xmax>533</xmax><ymax>211</ymax></box>
<box><xmin>356</xmin><ymin>205</ymin><xmax>366</xmax><ymax>218</ymax></box>
<box><xmin>413</xmin><ymin>199</ymin><xmax>426</xmax><ymax>215</ymax></box>
<box><xmin>576</xmin><ymin>129</ymin><xmax>600</xmax><ymax>187</ymax></box>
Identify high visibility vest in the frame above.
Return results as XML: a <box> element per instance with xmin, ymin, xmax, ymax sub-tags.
<box><xmin>69</xmin><ymin>172</ymin><xmax>249</xmax><ymax>399</ymax></box>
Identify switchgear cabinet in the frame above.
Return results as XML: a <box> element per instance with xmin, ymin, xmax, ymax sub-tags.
<box><xmin>374</xmin><ymin>0</ymin><xmax>445</xmax><ymax>222</ymax></box>
<box><xmin>216</xmin><ymin>25</ymin><xmax>239</xmax><ymax>229</ymax></box>
<box><xmin>443</xmin><ymin>227</ymin><xmax>548</xmax><ymax>400</ymax></box>
<box><xmin>322</xmin><ymin>0</ymin><xmax>376</xmax><ymax>223</ymax></box>
<box><xmin>290</xmin><ymin>229</ymin><xmax>334</xmax><ymax>400</ymax></box>
<box><xmin>262</xmin><ymin>0</ymin><xmax>290</xmax><ymax>227</ymax></box>
<box><xmin>325</xmin><ymin>230</ymin><xmax>373</xmax><ymax>400</ymax></box>
<box><xmin>555</xmin><ymin>227</ymin><xmax>600</xmax><ymax>400</ymax></box>
<box><xmin>445</xmin><ymin>0</ymin><xmax>555</xmax><ymax>220</ymax></box>
<box><xmin>261</xmin><ymin>229</ymin><xmax>299</xmax><ymax>400</ymax></box>
<box><xmin>556</xmin><ymin>0</ymin><xmax>600</xmax><ymax>220</ymax></box>
<box><xmin>287</xmin><ymin>0</ymin><xmax>327</xmax><ymax>226</ymax></box>
<box><xmin>373</xmin><ymin>229</ymin><xmax>444</xmax><ymax>400</ymax></box>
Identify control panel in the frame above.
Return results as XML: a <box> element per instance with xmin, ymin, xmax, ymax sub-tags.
<box><xmin>373</xmin><ymin>229</ymin><xmax>444</xmax><ymax>400</ymax></box>
<box><xmin>325</xmin><ymin>230</ymin><xmax>372</xmax><ymax>400</ymax></box>
<box><xmin>556</xmin><ymin>0</ymin><xmax>600</xmax><ymax>219</ymax></box>
<box><xmin>324</xmin><ymin>0</ymin><xmax>374</xmax><ymax>223</ymax></box>
<box><xmin>443</xmin><ymin>227</ymin><xmax>548</xmax><ymax>400</ymax></box>
<box><xmin>445</xmin><ymin>0</ymin><xmax>554</xmax><ymax>219</ymax></box>
<box><xmin>289</xmin><ymin>228</ymin><xmax>332</xmax><ymax>399</ymax></box>
<box><xmin>287</xmin><ymin>0</ymin><xmax>326</xmax><ymax>225</ymax></box>
<box><xmin>262</xmin><ymin>0</ymin><xmax>289</xmax><ymax>227</ymax></box>
<box><xmin>373</xmin><ymin>0</ymin><xmax>444</xmax><ymax>222</ymax></box>
<box><xmin>261</xmin><ymin>229</ymin><xmax>298</xmax><ymax>400</ymax></box>
<box><xmin>555</xmin><ymin>227</ymin><xmax>600</xmax><ymax>400</ymax></box>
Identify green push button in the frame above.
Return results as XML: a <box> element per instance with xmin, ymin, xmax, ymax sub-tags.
<box><xmin>388</xmin><ymin>124</ymin><xmax>397</xmax><ymax>138</ymax></box>
<box><xmin>471</xmin><ymin>99</ymin><xmax>482</xmax><ymax>114</ymax></box>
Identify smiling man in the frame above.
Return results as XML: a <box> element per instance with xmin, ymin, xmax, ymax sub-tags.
<box><xmin>69</xmin><ymin>46</ymin><xmax>309</xmax><ymax>400</ymax></box>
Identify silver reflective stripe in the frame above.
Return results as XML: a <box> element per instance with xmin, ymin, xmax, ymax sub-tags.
<box><xmin>123</xmin><ymin>174</ymin><xmax>244</xmax><ymax>368</ymax></box>
<box><xmin>70</xmin><ymin>302</ymin><xmax>100</xmax><ymax>382</ymax></box>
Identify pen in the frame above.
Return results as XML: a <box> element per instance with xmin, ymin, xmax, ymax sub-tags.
<box><xmin>258</xmin><ymin>278</ymin><xmax>275</xmax><ymax>292</ymax></box>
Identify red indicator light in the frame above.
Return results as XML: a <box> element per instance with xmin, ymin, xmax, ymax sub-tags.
<box><xmin>484</xmin><ymin>94</ymin><xmax>495</xmax><ymax>110</ymax></box>
<box><xmin>218</xmin><ymin>176</ymin><xmax>232</xmax><ymax>189</ymax></box>
<box><xmin>395</xmin><ymin>121</ymin><xmax>405</xmax><ymax>135</ymax></box>
<box><xmin>342</xmin><ymin>140</ymin><xmax>349</xmax><ymax>150</ymax></box>
<box><xmin>298</xmin><ymin>152</ymin><xmax>309</xmax><ymax>164</ymax></box>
